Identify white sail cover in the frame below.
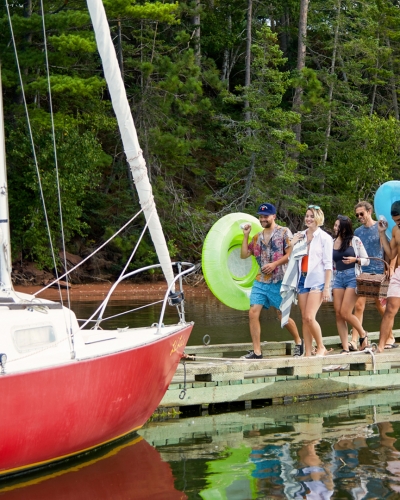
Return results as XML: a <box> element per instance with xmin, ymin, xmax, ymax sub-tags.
<box><xmin>86</xmin><ymin>0</ymin><xmax>175</xmax><ymax>289</ymax></box>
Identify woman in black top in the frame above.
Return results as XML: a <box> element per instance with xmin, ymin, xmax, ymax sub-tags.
<box><xmin>332</xmin><ymin>216</ymin><xmax>370</xmax><ymax>352</ymax></box>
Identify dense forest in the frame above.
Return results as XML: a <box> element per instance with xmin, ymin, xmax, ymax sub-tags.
<box><xmin>1</xmin><ymin>0</ymin><xmax>400</xmax><ymax>280</ymax></box>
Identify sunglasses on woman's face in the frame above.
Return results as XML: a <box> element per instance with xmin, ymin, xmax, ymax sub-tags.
<box><xmin>308</xmin><ymin>205</ymin><xmax>320</xmax><ymax>210</ymax></box>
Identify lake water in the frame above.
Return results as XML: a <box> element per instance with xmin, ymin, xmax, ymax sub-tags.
<box><xmin>2</xmin><ymin>295</ymin><xmax>400</xmax><ymax>498</ymax></box>
<box><xmin>71</xmin><ymin>294</ymin><xmax>400</xmax><ymax>346</ymax></box>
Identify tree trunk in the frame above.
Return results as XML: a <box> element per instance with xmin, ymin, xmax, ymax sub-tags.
<box><xmin>387</xmin><ymin>39</ymin><xmax>399</xmax><ymax>120</ymax></box>
<box><xmin>18</xmin><ymin>0</ymin><xmax>33</xmax><ymax>105</ymax></box>
<box><xmin>239</xmin><ymin>0</ymin><xmax>253</xmax><ymax>211</ymax></box>
<box><xmin>221</xmin><ymin>14</ymin><xmax>231</xmax><ymax>87</ymax></box>
<box><xmin>278</xmin><ymin>12</ymin><xmax>288</xmax><ymax>57</ymax></box>
<box><xmin>292</xmin><ymin>0</ymin><xmax>309</xmax><ymax>143</ymax></box>
<box><xmin>240</xmin><ymin>152</ymin><xmax>255</xmax><ymax>210</ymax></box>
<box><xmin>244</xmin><ymin>0</ymin><xmax>252</xmax><ymax>122</ymax></box>
<box><xmin>117</xmin><ymin>18</ymin><xmax>124</xmax><ymax>83</ymax></box>
<box><xmin>322</xmin><ymin>0</ymin><xmax>341</xmax><ymax>168</ymax></box>
<box><xmin>192</xmin><ymin>0</ymin><xmax>201</xmax><ymax>66</ymax></box>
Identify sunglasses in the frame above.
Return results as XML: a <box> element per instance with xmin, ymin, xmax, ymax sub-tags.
<box><xmin>355</xmin><ymin>212</ymin><xmax>365</xmax><ymax>217</ymax></box>
<box><xmin>337</xmin><ymin>214</ymin><xmax>350</xmax><ymax>221</ymax></box>
<box><xmin>308</xmin><ymin>205</ymin><xmax>320</xmax><ymax>210</ymax></box>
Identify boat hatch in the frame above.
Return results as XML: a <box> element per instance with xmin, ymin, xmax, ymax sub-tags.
<box><xmin>12</xmin><ymin>326</ymin><xmax>56</xmax><ymax>353</ymax></box>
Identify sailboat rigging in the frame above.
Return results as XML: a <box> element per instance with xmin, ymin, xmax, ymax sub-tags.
<box><xmin>0</xmin><ymin>0</ymin><xmax>194</xmax><ymax>477</ymax></box>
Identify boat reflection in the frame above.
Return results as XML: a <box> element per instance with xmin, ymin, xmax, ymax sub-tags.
<box><xmin>0</xmin><ymin>435</ymin><xmax>186</xmax><ymax>500</ymax></box>
<box><xmin>141</xmin><ymin>390</ymin><xmax>400</xmax><ymax>499</ymax></box>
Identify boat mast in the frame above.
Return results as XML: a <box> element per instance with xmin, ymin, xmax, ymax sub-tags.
<box><xmin>0</xmin><ymin>67</ymin><xmax>12</xmax><ymax>291</ymax></box>
<box><xmin>86</xmin><ymin>0</ymin><xmax>175</xmax><ymax>290</ymax></box>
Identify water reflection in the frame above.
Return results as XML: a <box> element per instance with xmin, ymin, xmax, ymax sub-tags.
<box><xmin>0</xmin><ymin>436</ymin><xmax>186</xmax><ymax>499</ymax></box>
<box><xmin>71</xmin><ymin>295</ymin><xmax>400</xmax><ymax>346</ymax></box>
<box><xmin>140</xmin><ymin>389</ymin><xmax>400</xmax><ymax>499</ymax></box>
<box><xmin>3</xmin><ymin>391</ymin><xmax>400</xmax><ymax>498</ymax></box>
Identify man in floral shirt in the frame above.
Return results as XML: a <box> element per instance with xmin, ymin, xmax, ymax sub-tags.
<box><xmin>241</xmin><ymin>203</ymin><xmax>302</xmax><ymax>359</ymax></box>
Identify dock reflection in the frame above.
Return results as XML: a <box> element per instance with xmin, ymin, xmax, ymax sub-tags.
<box><xmin>0</xmin><ymin>435</ymin><xmax>186</xmax><ymax>499</ymax></box>
<box><xmin>141</xmin><ymin>390</ymin><xmax>400</xmax><ymax>498</ymax></box>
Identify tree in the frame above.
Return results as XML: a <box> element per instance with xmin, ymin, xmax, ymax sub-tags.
<box><xmin>213</xmin><ymin>26</ymin><xmax>302</xmax><ymax>218</ymax></box>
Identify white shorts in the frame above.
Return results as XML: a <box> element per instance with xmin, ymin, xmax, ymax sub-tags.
<box><xmin>387</xmin><ymin>267</ymin><xmax>400</xmax><ymax>298</ymax></box>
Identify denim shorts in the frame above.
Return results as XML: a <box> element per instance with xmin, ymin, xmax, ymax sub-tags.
<box><xmin>332</xmin><ymin>268</ymin><xmax>357</xmax><ymax>290</ymax></box>
<box><xmin>297</xmin><ymin>274</ymin><xmax>324</xmax><ymax>295</ymax></box>
<box><xmin>250</xmin><ymin>280</ymin><xmax>282</xmax><ymax>310</ymax></box>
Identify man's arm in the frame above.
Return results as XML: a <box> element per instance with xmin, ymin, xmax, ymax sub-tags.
<box><xmin>387</xmin><ymin>256</ymin><xmax>397</xmax><ymax>277</ymax></box>
<box><xmin>241</xmin><ymin>225</ymin><xmax>252</xmax><ymax>259</ymax></box>
<box><xmin>379</xmin><ymin>224</ymin><xmax>397</xmax><ymax>260</ymax></box>
<box><xmin>261</xmin><ymin>251</ymin><xmax>289</xmax><ymax>275</ymax></box>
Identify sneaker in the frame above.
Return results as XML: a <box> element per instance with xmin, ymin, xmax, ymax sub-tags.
<box><xmin>241</xmin><ymin>351</ymin><xmax>263</xmax><ymax>360</ymax></box>
<box><xmin>293</xmin><ymin>339</ymin><xmax>304</xmax><ymax>357</ymax></box>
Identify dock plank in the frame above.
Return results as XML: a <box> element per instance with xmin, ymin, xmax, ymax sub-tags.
<box><xmin>160</xmin><ymin>330</ymin><xmax>400</xmax><ymax>408</ymax></box>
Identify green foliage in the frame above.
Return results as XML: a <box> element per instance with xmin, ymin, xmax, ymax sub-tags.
<box><xmin>2</xmin><ymin>0</ymin><xmax>400</xmax><ymax>278</ymax></box>
<box><xmin>7</xmin><ymin>119</ymin><xmax>106</xmax><ymax>266</ymax></box>
<box><xmin>214</xmin><ymin>26</ymin><xmax>302</xmax><ymax>213</ymax></box>
<box><xmin>327</xmin><ymin>115</ymin><xmax>400</xmax><ymax>208</ymax></box>
<box><xmin>103</xmin><ymin>0</ymin><xmax>179</xmax><ymax>23</ymax></box>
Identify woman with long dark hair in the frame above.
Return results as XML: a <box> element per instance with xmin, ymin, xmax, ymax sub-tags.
<box><xmin>332</xmin><ymin>215</ymin><xmax>370</xmax><ymax>352</ymax></box>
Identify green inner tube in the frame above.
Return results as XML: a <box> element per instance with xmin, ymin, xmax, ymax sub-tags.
<box><xmin>202</xmin><ymin>213</ymin><xmax>262</xmax><ymax>310</ymax></box>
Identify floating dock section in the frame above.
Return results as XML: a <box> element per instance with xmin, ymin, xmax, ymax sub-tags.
<box><xmin>159</xmin><ymin>330</ymin><xmax>400</xmax><ymax>411</ymax></box>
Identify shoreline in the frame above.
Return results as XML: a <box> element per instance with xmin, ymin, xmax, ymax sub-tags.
<box><xmin>13</xmin><ymin>281</ymin><xmax>213</xmax><ymax>301</ymax></box>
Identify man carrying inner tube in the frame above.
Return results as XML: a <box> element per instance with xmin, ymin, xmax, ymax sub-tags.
<box><xmin>377</xmin><ymin>200</ymin><xmax>400</xmax><ymax>353</ymax></box>
<box><xmin>240</xmin><ymin>203</ymin><xmax>303</xmax><ymax>359</ymax></box>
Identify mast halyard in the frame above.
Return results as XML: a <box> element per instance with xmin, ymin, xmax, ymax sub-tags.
<box><xmin>0</xmin><ymin>67</ymin><xmax>12</xmax><ymax>291</ymax></box>
<box><xmin>86</xmin><ymin>0</ymin><xmax>176</xmax><ymax>290</ymax></box>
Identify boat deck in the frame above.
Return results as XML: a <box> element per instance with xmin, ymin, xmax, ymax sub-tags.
<box><xmin>159</xmin><ymin>330</ymin><xmax>400</xmax><ymax>411</ymax></box>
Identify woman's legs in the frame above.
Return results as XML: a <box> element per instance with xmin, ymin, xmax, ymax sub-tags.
<box><xmin>298</xmin><ymin>293</ymin><xmax>313</xmax><ymax>356</ymax></box>
<box><xmin>339</xmin><ymin>288</ymin><xmax>366</xmax><ymax>344</ymax></box>
<box><xmin>298</xmin><ymin>291</ymin><xmax>325</xmax><ymax>356</ymax></box>
<box><xmin>333</xmin><ymin>288</ymin><xmax>349</xmax><ymax>350</ymax></box>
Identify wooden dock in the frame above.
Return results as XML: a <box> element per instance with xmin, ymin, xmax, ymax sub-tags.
<box><xmin>159</xmin><ymin>330</ymin><xmax>400</xmax><ymax>411</ymax></box>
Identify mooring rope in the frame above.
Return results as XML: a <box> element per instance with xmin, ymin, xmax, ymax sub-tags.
<box><xmin>182</xmin><ymin>348</ymin><xmax>380</xmax><ymax>365</ymax></box>
<box><xmin>363</xmin><ymin>344</ymin><xmax>377</xmax><ymax>373</ymax></box>
<box><xmin>179</xmin><ymin>360</ymin><xmax>187</xmax><ymax>399</ymax></box>
<box><xmin>6</xmin><ymin>337</ymin><xmax>69</xmax><ymax>364</ymax></box>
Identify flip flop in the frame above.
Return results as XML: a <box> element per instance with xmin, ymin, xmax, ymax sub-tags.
<box><xmin>348</xmin><ymin>340</ymin><xmax>358</xmax><ymax>352</ymax></box>
<box><xmin>384</xmin><ymin>343</ymin><xmax>399</xmax><ymax>349</ymax></box>
<box><xmin>359</xmin><ymin>334</ymin><xmax>370</xmax><ymax>351</ymax></box>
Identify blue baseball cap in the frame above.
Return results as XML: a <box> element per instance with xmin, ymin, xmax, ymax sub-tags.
<box><xmin>256</xmin><ymin>203</ymin><xmax>276</xmax><ymax>216</ymax></box>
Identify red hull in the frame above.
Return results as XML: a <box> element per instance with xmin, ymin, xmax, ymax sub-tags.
<box><xmin>0</xmin><ymin>436</ymin><xmax>187</xmax><ymax>499</ymax></box>
<box><xmin>0</xmin><ymin>325</ymin><xmax>192</xmax><ymax>476</ymax></box>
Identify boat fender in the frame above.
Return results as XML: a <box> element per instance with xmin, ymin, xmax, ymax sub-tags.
<box><xmin>374</xmin><ymin>180</ymin><xmax>400</xmax><ymax>239</ymax></box>
<box><xmin>202</xmin><ymin>213</ymin><xmax>262</xmax><ymax>310</ymax></box>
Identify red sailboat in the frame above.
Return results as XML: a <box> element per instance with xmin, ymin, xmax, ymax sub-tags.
<box><xmin>0</xmin><ymin>0</ymin><xmax>193</xmax><ymax>477</ymax></box>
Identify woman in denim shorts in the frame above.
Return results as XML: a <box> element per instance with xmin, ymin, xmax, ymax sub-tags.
<box><xmin>290</xmin><ymin>206</ymin><xmax>333</xmax><ymax>357</ymax></box>
<box><xmin>332</xmin><ymin>216</ymin><xmax>370</xmax><ymax>353</ymax></box>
